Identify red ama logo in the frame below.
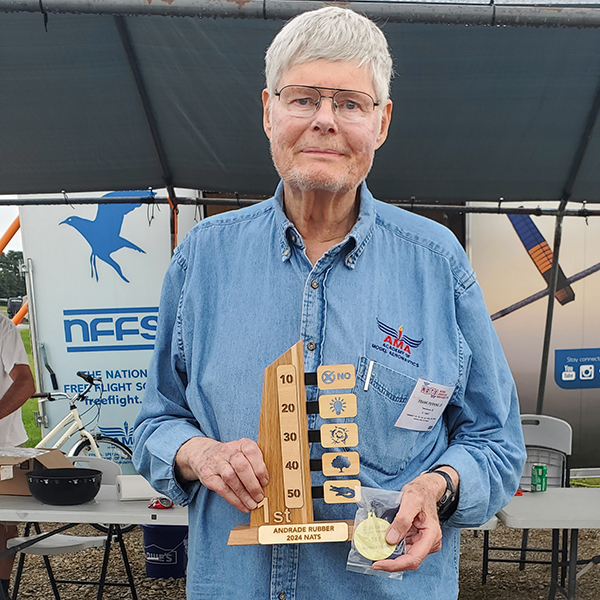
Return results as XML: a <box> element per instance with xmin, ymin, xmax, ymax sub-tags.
<box><xmin>377</xmin><ymin>318</ymin><xmax>423</xmax><ymax>355</ymax></box>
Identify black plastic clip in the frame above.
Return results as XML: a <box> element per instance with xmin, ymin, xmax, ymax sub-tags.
<box><xmin>308</xmin><ymin>430</ymin><xmax>321</xmax><ymax>444</ymax></box>
<box><xmin>304</xmin><ymin>372</ymin><xmax>317</xmax><ymax>386</ymax></box>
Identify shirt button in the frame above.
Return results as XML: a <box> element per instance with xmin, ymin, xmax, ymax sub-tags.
<box><xmin>290</xmin><ymin>234</ymin><xmax>297</xmax><ymax>243</ymax></box>
<box><xmin>283</xmin><ymin>248</ymin><xmax>290</xmax><ymax>257</ymax></box>
<box><xmin>278</xmin><ymin>593</ymin><xmax>287</xmax><ymax>600</ymax></box>
<box><xmin>310</xmin><ymin>280</ymin><xmax>319</xmax><ymax>289</ymax></box>
<box><xmin>307</xmin><ymin>342</ymin><xmax>316</xmax><ymax>351</ymax></box>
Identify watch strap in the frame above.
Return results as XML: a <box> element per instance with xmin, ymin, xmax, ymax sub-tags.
<box><xmin>428</xmin><ymin>466</ymin><xmax>459</xmax><ymax>521</ymax></box>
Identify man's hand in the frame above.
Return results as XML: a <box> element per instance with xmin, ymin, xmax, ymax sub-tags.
<box><xmin>175</xmin><ymin>437</ymin><xmax>269</xmax><ymax>513</ymax></box>
<box><xmin>372</xmin><ymin>467</ymin><xmax>459</xmax><ymax>573</ymax></box>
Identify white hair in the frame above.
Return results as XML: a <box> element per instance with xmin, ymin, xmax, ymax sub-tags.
<box><xmin>265</xmin><ymin>7</ymin><xmax>393</xmax><ymax>103</ymax></box>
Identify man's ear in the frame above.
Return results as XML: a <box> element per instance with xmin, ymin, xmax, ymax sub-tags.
<box><xmin>375</xmin><ymin>99</ymin><xmax>393</xmax><ymax>150</ymax></box>
<box><xmin>262</xmin><ymin>89</ymin><xmax>272</xmax><ymax>140</ymax></box>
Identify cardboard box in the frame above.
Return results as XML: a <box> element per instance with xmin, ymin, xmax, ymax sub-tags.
<box><xmin>0</xmin><ymin>447</ymin><xmax>73</xmax><ymax>496</ymax></box>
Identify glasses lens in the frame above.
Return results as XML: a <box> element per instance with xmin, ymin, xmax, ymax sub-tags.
<box><xmin>279</xmin><ymin>86</ymin><xmax>320</xmax><ymax>116</ymax></box>
<box><xmin>334</xmin><ymin>91</ymin><xmax>375</xmax><ymax>121</ymax></box>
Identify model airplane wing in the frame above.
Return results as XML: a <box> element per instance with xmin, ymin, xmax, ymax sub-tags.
<box><xmin>508</xmin><ymin>214</ymin><xmax>575</xmax><ymax>305</ymax></box>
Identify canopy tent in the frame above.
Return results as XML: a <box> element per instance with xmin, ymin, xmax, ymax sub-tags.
<box><xmin>2</xmin><ymin>1</ymin><xmax>600</xmax><ymax>203</ymax></box>
<box><xmin>4</xmin><ymin>2</ymin><xmax>600</xmax><ymax>449</ymax></box>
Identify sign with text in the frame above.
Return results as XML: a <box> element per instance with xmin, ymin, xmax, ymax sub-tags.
<box><xmin>555</xmin><ymin>348</ymin><xmax>600</xmax><ymax>389</ymax></box>
<box><xmin>20</xmin><ymin>196</ymin><xmax>172</xmax><ymax>454</ymax></box>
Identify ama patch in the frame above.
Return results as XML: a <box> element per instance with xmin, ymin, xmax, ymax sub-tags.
<box><xmin>370</xmin><ymin>318</ymin><xmax>423</xmax><ymax>367</ymax></box>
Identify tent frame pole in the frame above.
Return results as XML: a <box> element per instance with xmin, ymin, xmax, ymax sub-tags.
<box><xmin>535</xmin><ymin>72</ymin><xmax>600</xmax><ymax>414</ymax></box>
<box><xmin>114</xmin><ymin>15</ymin><xmax>179</xmax><ymax>247</ymax></box>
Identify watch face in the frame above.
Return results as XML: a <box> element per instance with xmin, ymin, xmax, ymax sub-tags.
<box><xmin>438</xmin><ymin>489</ymin><xmax>452</xmax><ymax>506</ymax></box>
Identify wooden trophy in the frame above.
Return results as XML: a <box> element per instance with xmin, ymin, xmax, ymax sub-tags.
<box><xmin>228</xmin><ymin>341</ymin><xmax>360</xmax><ymax>546</ymax></box>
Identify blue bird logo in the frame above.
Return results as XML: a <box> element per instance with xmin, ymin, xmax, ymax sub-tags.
<box><xmin>60</xmin><ymin>204</ymin><xmax>145</xmax><ymax>283</ymax></box>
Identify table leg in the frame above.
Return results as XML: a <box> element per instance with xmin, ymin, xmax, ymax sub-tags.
<box><xmin>548</xmin><ymin>529</ymin><xmax>560</xmax><ymax>600</ymax></box>
<box><xmin>482</xmin><ymin>530</ymin><xmax>490</xmax><ymax>585</ymax></box>
<box><xmin>33</xmin><ymin>523</ymin><xmax>61</xmax><ymax>600</ymax></box>
<box><xmin>10</xmin><ymin>522</ymin><xmax>31</xmax><ymax>600</ymax></box>
<box><xmin>519</xmin><ymin>529</ymin><xmax>530</xmax><ymax>570</ymax></box>
<box><xmin>560</xmin><ymin>529</ymin><xmax>568</xmax><ymax>587</ymax></box>
<box><xmin>96</xmin><ymin>524</ymin><xmax>113</xmax><ymax>600</ymax></box>
<box><xmin>114</xmin><ymin>525</ymin><xmax>138</xmax><ymax>600</ymax></box>
<box><xmin>567</xmin><ymin>530</ymin><xmax>578</xmax><ymax>600</ymax></box>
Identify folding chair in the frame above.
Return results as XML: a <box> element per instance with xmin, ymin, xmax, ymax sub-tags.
<box><xmin>6</xmin><ymin>457</ymin><xmax>138</xmax><ymax>600</ymax></box>
<box><xmin>481</xmin><ymin>414</ymin><xmax>572</xmax><ymax>584</ymax></box>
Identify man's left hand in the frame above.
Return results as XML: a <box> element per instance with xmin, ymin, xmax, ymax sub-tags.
<box><xmin>371</xmin><ymin>467</ymin><xmax>458</xmax><ymax>573</ymax></box>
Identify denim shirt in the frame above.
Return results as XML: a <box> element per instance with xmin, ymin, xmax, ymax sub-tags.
<box><xmin>133</xmin><ymin>182</ymin><xmax>526</xmax><ymax>600</ymax></box>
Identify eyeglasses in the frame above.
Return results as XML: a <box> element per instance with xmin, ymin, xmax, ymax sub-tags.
<box><xmin>274</xmin><ymin>85</ymin><xmax>379</xmax><ymax>123</ymax></box>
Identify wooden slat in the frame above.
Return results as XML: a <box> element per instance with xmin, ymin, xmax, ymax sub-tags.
<box><xmin>249</xmin><ymin>341</ymin><xmax>313</xmax><ymax>528</ymax></box>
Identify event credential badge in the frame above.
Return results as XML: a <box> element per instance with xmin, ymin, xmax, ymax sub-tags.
<box><xmin>394</xmin><ymin>378</ymin><xmax>455</xmax><ymax>431</ymax></box>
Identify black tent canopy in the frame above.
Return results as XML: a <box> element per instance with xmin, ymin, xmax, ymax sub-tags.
<box><xmin>1</xmin><ymin>0</ymin><xmax>600</xmax><ymax>203</ymax></box>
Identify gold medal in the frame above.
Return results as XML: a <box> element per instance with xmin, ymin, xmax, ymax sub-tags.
<box><xmin>353</xmin><ymin>511</ymin><xmax>396</xmax><ymax>561</ymax></box>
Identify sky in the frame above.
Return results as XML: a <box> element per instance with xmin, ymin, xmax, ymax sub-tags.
<box><xmin>0</xmin><ymin>202</ymin><xmax>23</xmax><ymax>252</ymax></box>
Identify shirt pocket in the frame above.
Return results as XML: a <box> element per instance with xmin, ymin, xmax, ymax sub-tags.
<box><xmin>354</xmin><ymin>356</ymin><xmax>423</xmax><ymax>476</ymax></box>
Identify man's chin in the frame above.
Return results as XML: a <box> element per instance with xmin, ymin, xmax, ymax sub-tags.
<box><xmin>281</xmin><ymin>169</ymin><xmax>359</xmax><ymax>195</ymax></box>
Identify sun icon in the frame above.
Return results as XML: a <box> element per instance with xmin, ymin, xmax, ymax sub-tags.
<box><xmin>330</xmin><ymin>426</ymin><xmax>349</xmax><ymax>445</ymax></box>
<box><xmin>330</xmin><ymin>397</ymin><xmax>347</xmax><ymax>416</ymax></box>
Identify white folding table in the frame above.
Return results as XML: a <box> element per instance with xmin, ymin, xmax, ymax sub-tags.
<box><xmin>0</xmin><ymin>485</ymin><xmax>188</xmax><ymax>600</ymax></box>
<box><xmin>498</xmin><ymin>488</ymin><xmax>600</xmax><ymax>600</ymax></box>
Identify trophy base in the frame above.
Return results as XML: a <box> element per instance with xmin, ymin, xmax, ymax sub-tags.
<box><xmin>228</xmin><ymin>520</ymin><xmax>355</xmax><ymax>546</ymax></box>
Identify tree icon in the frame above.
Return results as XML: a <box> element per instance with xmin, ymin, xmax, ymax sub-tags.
<box><xmin>331</xmin><ymin>455</ymin><xmax>351</xmax><ymax>473</ymax></box>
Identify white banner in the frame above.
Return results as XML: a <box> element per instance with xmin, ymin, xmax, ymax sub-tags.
<box><xmin>20</xmin><ymin>196</ymin><xmax>172</xmax><ymax>458</ymax></box>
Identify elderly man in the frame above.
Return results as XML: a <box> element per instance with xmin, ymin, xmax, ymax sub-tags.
<box><xmin>0</xmin><ymin>313</ymin><xmax>35</xmax><ymax>597</ymax></box>
<box><xmin>134</xmin><ymin>7</ymin><xmax>525</xmax><ymax>599</ymax></box>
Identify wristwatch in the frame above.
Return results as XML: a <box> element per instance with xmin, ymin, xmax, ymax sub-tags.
<box><xmin>428</xmin><ymin>466</ymin><xmax>459</xmax><ymax>521</ymax></box>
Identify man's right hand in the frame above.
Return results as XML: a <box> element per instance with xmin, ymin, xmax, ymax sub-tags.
<box><xmin>175</xmin><ymin>437</ymin><xmax>269</xmax><ymax>513</ymax></box>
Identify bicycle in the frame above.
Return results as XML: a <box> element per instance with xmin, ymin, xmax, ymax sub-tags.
<box><xmin>33</xmin><ymin>371</ymin><xmax>136</xmax><ymax>532</ymax></box>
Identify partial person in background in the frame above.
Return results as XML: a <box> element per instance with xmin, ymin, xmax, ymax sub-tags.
<box><xmin>0</xmin><ymin>313</ymin><xmax>35</xmax><ymax>597</ymax></box>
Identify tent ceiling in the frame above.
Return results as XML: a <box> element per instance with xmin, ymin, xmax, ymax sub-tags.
<box><xmin>2</xmin><ymin>3</ymin><xmax>600</xmax><ymax>201</ymax></box>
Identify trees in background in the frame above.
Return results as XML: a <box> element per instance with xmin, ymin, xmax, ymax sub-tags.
<box><xmin>0</xmin><ymin>251</ymin><xmax>26</xmax><ymax>300</ymax></box>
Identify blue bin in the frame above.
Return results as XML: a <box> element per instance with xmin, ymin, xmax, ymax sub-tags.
<box><xmin>142</xmin><ymin>525</ymin><xmax>188</xmax><ymax>578</ymax></box>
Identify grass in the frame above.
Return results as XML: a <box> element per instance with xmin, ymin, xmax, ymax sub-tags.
<box><xmin>18</xmin><ymin>328</ymin><xmax>42</xmax><ymax>447</ymax></box>
<box><xmin>11</xmin><ymin>325</ymin><xmax>42</xmax><ymax>448</ymax></box>
<box><xmin>570</xmin><ymin>477</ymin><xmax>600</xmax><ymax>488</ymax></box>
<box><xmin>1</xmin><ymin>307</ymin><xmax>40</xmax><ymax>446</ymax></box>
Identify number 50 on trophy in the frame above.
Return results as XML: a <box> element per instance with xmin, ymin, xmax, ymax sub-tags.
<box><xmin>228</xmin><ymin>341</ymin><xmax>361</xmax><ymax>546</ymax></box>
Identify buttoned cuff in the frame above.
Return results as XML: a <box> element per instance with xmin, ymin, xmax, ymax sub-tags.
<box><xmin>144</xmin><ymin>420</ymin><xmax>205</xmax><ymax>507</ymax></box>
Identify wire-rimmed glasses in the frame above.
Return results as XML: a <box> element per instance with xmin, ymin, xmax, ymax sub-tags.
<box><xmin>274</xmin><ymin>85</ymin><xmax>380</xmax><ymax>123</ymax></box>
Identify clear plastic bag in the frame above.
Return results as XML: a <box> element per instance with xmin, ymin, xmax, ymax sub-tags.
<box><xmin>346</xmin><ymin>486</ymin><xmax>405</xmax><ymax>580</ymax></box>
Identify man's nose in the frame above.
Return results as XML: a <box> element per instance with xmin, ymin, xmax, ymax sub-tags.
<box><xmin>311</xmin><ymin>96</ymin><xmax>338</xmax><ymax>132</ymax></box>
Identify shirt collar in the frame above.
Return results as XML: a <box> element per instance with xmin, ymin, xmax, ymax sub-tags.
<box><xmin>273</xmin><ymin>181</ymin><xmax>376</xmax><ymax>268</ymax></box>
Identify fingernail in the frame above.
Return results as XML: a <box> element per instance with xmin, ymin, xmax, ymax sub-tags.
<box><xmin>386</xmin><ymin>528</ymin><xmax>400</xmax><ymax>545</ymax></box>
<box><xmin>248</xmin><ymin>500</ymin><xmax>258</xmax><ymax>510</ymax></box>
<box><xmin>256</xmin><ymin>493</ymin><xmax>265</xmax><ymax>503</ymax></box>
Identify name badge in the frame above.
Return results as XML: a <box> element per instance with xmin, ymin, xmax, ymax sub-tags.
<box><xmin>394</xmin><ymin>378</ymin><xmax>455</xmax><ymax>431</ymax></box>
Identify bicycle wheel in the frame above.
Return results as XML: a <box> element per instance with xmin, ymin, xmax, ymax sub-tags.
<box><xmin>71</xmin><ymin>436</ymin><xmax>137</xmax><ymax>534</ymax></box>
<box><xmin>71</xmin><ymin>435</ymin><xmax>136</xmax><ymax>475</ymax></box>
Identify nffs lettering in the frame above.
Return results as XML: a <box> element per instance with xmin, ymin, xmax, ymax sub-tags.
<box><xmin>63</xmin><ymin>307</ymin><xmax>158</xmax><ymax>352</ymax></box>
